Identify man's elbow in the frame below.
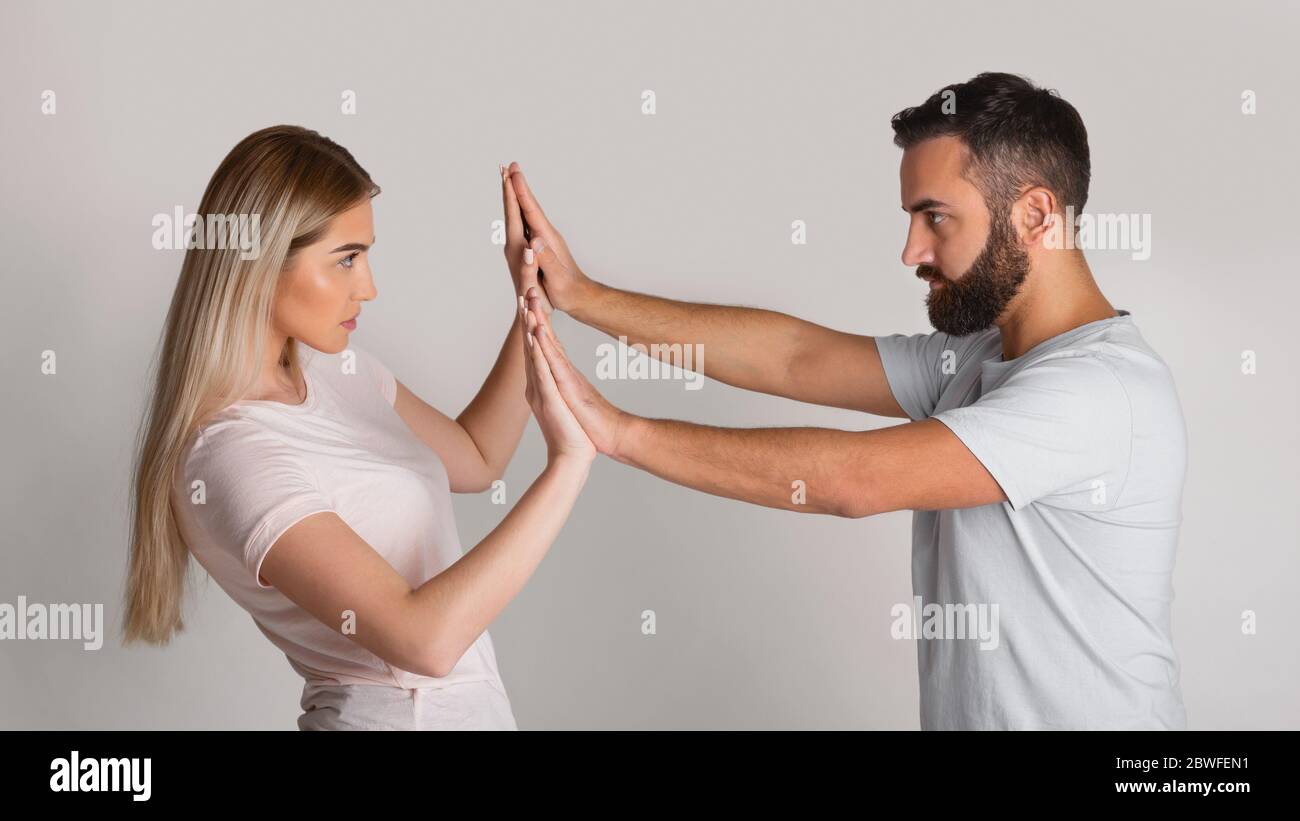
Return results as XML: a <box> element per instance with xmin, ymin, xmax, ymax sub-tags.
<box><xmin>829</xmin><ymin>482</ymin><xmax>879</xmax><ymax>519</ymax></box>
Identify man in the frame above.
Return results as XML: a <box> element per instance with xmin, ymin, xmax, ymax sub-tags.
<box><xmin>511</xmin><ymin>72</ymin><xmax>1188</xmax><ymax>730</ymax></box>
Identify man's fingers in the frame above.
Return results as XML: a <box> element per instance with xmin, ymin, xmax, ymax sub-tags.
<box><xmin>509</xmin><ymin>166</ymin><xmax>553</xmax><ymax>232</ymax></box>
<box><xmin>502</xmin><ymin>165</ymin><xmax>525</xmax><ymax>247</ymax></box>
<box><xmin>535</xmin><ymin>240</ymin><xmax>576</xmax><ymax>280</ymax></box>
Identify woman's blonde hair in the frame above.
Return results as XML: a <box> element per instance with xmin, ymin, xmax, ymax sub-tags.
<box><xmin>123</xmin><ymin>125</ymin><xmax>380</xmax><ymax>645</ymax></box>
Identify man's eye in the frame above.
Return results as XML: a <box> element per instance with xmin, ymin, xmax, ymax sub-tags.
<box><xmin>927</xmin><ymin>212</ymin><xmax>947</xmax><ymax>226</ymax></box>
<box><xmin>339</xmin><ymin>252</ymin><xmax>360</xmax><ymax>269</ymax></box>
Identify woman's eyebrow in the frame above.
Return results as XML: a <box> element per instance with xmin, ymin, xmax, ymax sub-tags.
<box><xmin>329</xmin><ymin>237</ymin><xmax>376</xmax><ymax>253</ymax></box>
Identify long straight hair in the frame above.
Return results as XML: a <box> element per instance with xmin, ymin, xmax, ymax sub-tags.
<box><xmin>123</xmin><ymin>125</ymin><xmax>380</xmax><ymax>645</ymax></box>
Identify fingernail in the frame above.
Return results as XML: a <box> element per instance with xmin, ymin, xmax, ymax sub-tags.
<box><xmin>523</xmin><ymin>247</ymin><xmax>534</xmax><ymax>265</ymax></box>
<box><xmin>526</xmin><ymin>331</ymin><xmax>534</xmax><ymax>348</ymax></box>
<box><xmin>532</xmin><ymin>237</ymin><xmax>546</xmax><ymax>253</ymax></box>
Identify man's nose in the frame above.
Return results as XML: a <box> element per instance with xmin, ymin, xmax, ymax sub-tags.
<box><xmin>900</xmin><ymin>222</ymin><xmax>936</xmax><ymax>268</ymax></box>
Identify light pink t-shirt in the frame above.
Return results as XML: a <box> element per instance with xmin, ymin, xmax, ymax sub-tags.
<box><xmin>171</xmin><ymin>342</ymin><xmax>507</xmax><ymax>690</ymax></box>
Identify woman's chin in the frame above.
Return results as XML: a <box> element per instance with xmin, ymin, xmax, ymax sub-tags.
<box><xmin>304</xmin><ymin>333</ymin><xmax>350</xmax><ymax>355</ymax></box>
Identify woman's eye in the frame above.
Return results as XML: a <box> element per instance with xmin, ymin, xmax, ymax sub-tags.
<box><xmin>339</xmin><ymin>252</ymin><xmax>360</xmax><ymax>269</ymax></box>
<box><xmin>928</xmin><ymin>212</ymin><xmax>947</xmax><ymax>226</ymax></box>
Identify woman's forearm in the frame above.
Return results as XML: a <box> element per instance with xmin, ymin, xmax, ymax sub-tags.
<box><xmin>406</xmin><ymin>455</ymin><xmax>591</xmax><ymax>675</ymax></box>
<box><xmin>455</xmin><ymin>311</ymin><xmax>531</xmax><ymax>478</ymax></box>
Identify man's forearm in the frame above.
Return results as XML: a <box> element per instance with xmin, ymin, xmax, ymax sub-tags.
<box><xmin>568</xmin><ymin>279</ymin><xmax>820</xmax><ymax>398</ymax></box>
<box><xmin>612</xmin><ymin>414</ymin><xmax>869</xmax><ymax>517</ymax></box>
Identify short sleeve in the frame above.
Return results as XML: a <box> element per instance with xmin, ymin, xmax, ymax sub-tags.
<box><xmin>931</xmin><ymin>354</ymin><xmax>1133</xmax><ymax>512</ymax></box>
<box><xmin>874</xmin><ymin>330</ymin><xmax>974</xmax><ymax>420</ymax></box>
<box><xmin>178</xmin><ymin>424</ymin><xmax>336</xmax><ymax>589</ymax></box>
<box><xmin>350</xmin><ymin>345</ymin><xmax>397</xmax><ymax>406</ymax></box>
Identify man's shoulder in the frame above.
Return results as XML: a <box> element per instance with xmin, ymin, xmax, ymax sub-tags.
<box><xmin>1032</xmin><ymin>320</ymin><xmax>1174</xmax><ymax>392</ymax></box>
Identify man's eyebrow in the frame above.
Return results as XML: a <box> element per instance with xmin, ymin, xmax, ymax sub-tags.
<box><xmin>902</xmin><ymin>198</ymin><xmax>952</xmax><ymax>213</ymax></box>
<box><xmin>329</xmin><ymin>237</ymin><xmax>376</xmax><ymax>253</ymax></box>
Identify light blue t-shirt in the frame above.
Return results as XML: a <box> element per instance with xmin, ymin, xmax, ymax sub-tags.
<box><xmin>875</xmin><ymin>309</ymin><xmax>1189</xmax><ymax>729</ymax></box>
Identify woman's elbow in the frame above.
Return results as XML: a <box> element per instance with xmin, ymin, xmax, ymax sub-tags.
<box><xmin>410</xmin><ymin>654</ymin><xmax>455</xmax><ymax>680</ymax></box>
<box><xmin>450</xmin><ymin>471</ymin><xmax>499</xmax><ymax>495</ymax></box>
<box><xmin>397</xmin><ymin>637</ymin><xmax>456</xmax><ymax>679</ymax></box>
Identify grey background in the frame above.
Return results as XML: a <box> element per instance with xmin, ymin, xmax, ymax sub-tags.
<box><xmin>2</xmin><ymin>0</ymin><xmax>1296</xmax><ymax>729</ymax></box>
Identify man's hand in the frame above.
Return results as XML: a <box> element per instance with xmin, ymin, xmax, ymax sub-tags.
<box><xmin>524</xmin><ymin>287</ymin><xmax>633</xmax><ymax>459</ymax></box>
<box><xmin>501</xmin><ymin>163</ymin><xmax>552</xmax><ymax>314</ymax></box>
<box><xmin>509</xmin><ymin>163</ymin><xmax>595</xmax><ymax>314</ymax></box>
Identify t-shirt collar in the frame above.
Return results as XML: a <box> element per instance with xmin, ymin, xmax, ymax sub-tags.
<box><xmin>984</xmin><ymin>308</ymin><xmax>1131</xmax><ymax>371</ymax></box>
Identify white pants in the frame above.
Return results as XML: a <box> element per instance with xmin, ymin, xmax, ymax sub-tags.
<box><xmin>297</xmin><ymin>678</ymin><xmax>518</xmax><ymax>730</ymax></box>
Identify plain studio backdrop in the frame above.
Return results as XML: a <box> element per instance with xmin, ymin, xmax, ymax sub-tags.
<box><xmin>1</xmin><ymin>0</ymin><xmax>1296</xmax><ymax>729</ymax></box>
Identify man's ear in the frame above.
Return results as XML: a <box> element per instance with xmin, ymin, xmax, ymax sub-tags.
<box><xmin>1014</xmin><ymin>187</ymin><xmax>1057</xmax><ymax>246</ymax></box>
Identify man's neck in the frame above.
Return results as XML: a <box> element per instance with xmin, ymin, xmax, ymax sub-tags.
<box><xmin>996</xmin><ymin>254</ymin><xmax>1117</xmax><ymax>361</ymax></box>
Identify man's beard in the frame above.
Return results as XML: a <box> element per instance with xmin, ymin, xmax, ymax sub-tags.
<box><xmin>919</xmin><ymin>205</ymin><xmax>1030</xmax><ymax>337</ymax></box>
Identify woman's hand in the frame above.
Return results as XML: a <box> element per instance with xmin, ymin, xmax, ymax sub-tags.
<box><xmin>507</xmin><ymin>163</ymin><xmax>594</xmax><ymax>314</ymax></box>
<box><xmin>501</xmin><ymin>163</ymin><xmax>553</xmax><ymax>315</ymax></box>
<box><xmin>518</xmin><ymin>287</ymin><xmax>595</xmax><ymax>466</ymax></box>
<box><xmin>523</xmin><ymin>288</ymin><xmax>633</xmax><ymax>460</ymax></box>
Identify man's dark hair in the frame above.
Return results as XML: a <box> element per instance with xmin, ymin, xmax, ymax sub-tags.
<box><xmin>891</xmin><ymin>72</ymin><xmax>1091</xmax><ymax>215</ymax></box>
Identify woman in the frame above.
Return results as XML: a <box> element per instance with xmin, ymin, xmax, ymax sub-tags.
<box><xmin>123</xmin><ymin>125</ymin><xmax>592</xmax><ymax>730</ymax></box>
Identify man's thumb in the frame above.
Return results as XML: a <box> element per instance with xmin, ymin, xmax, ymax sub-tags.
<box><xmin>534</xmin><ymin>237</ymin><xmax>575</xmax><ymax>280</ymax></box>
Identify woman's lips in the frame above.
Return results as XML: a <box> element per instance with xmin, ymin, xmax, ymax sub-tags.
<box><xmin>341</xmin><ymin>318</ymin><xmax>357</xmax><ymax>330</ymax></box>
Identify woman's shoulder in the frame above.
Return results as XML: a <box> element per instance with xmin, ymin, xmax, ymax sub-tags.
<box><xmin>174</xmin><ymin>415</ymin><xmax>326</xmax><ymax>529</ymax></box>
<box><xmin>181</xmin><ymin>413</ymin><xmax>307</xmax><ymax>485</ymax></box>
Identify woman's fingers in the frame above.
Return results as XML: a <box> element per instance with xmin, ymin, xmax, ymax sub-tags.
<box><xmin>523</xmin><ymin>241</ymin><xmax>555</xmax><ymax>314</ymax></box>
<box><xmin>502</xmin><ymin>164</ymin><xmax>525</xmax><ymax>248</ymax></box>
<box><xmin>520</xmin><ymin>236</ymin><xmax>541</xmax><ymax>293</ymax></box>
<box><xmin>527</xmin><ymin>312</ymin><xmax>565</xmax><ymax>404</ymax></box>
<box><xmin>527</xmin><ymin>289</ymin><xmax>569</xmax><ymax>358</ymax></box>
<box><xmin>518</xmin><ymin>297</ymin><xmax>538</xmax><ymax>400</ymax></box>
<box><xmin>528</xmin><ymin>303</ymin><xmax>582</xmax><ymax>402</ymax></box>
<box><xmin>526</xmin><ymin>310</ymin><xmax>594</xmax><ymax>454</ymax></box>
